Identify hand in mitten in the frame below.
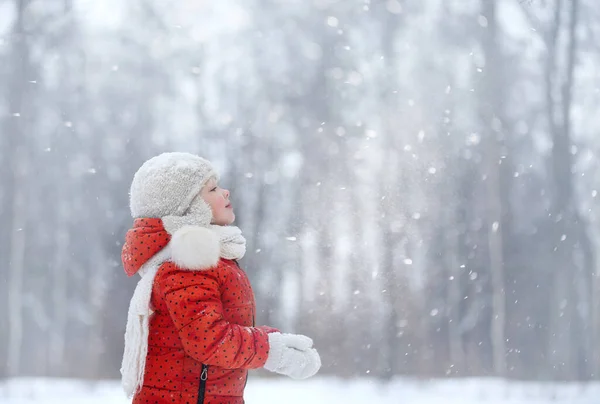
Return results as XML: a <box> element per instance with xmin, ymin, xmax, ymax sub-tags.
<box><xmin>263</xmin><ymin>332</ymin><xmax>321</xmax><ymax>380</ymax></box>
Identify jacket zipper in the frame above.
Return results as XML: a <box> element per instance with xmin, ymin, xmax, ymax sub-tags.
<box><xmin>197</xmin><ymin>364</ymin><xmax>208</xmax><ymax>404</ymax></box>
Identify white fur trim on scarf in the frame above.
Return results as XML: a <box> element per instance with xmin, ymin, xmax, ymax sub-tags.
<box><xmin>120</xmin><ymin>225</ymin><xmax>246</xmax><ymax>398</ymax></box>
<box><xmin>170</xmin><ymin>226</ymin><xmax>221</xmax><ymax>269</ymax></box>
<box><xmin>167</xmin><ymin>225</ymin><xmax>247</xmax><ymax>269</ymax></box>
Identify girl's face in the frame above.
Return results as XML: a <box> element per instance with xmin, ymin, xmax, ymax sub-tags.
<box><xmin>200</xmin><ymin>177</ymin><xmax>235</xmax><ymax>225</ymax></box>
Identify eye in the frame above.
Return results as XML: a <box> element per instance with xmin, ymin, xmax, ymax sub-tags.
<box><xmin>210</xmin><ymin>186</ymin><xmax>217</xmax><ymax>192</ymax></box>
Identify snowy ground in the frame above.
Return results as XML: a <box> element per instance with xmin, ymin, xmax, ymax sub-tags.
<box><xmin>1</xmin><ymin>376</ymin><xmax>599</xmax><ymax>404</ymax></box>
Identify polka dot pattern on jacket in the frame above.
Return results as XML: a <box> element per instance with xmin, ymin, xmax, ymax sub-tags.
<box><xmin>133</xmin><ymin>259</ymin><xmax>274</xmax><ymax>404</ymax></box>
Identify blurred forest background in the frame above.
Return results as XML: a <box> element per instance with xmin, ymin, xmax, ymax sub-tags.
<box><xmin>2</xmin><ymin>0</ymin><xmax>600</xmax><ymax>383</ymax></box>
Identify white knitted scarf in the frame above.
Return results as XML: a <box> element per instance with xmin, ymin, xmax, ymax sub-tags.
<box><xmin>121</xmin><ymin>225</ymin><xmax>246</xmax><ymax>398</ymax></box>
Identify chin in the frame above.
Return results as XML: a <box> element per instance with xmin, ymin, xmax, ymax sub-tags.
<box><xmin>227</xmin><ymin>213</ymin><xmax>235</xmax><ymax>225</ymax></box>
<box><xmin>216</xmin><ymin>213</ymin><xmax>235</xmax><ymax>226</ymax></box>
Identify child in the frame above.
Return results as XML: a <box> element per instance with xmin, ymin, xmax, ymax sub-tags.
<box><xmin>120</xmin><ymin>152</ymin><xmax>321</xmax><ymax>404</ymax></box>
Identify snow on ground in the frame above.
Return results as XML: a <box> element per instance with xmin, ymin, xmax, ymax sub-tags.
<box><xmin>1</xmin><ymin>376</ymin><xmax>599</xmax><ymax>404</ymax></box>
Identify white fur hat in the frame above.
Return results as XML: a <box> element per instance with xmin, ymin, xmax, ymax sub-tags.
<box><xmin>129</xmin><ymin>152</ymin><xmax>218</xmax><ymax>219</ymax></box>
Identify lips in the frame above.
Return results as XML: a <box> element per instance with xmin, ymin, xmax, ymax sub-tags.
<box><xmin>225</xmin><ymin>203</ymin><xmax>232</xmax><ymax>208</ymax></box>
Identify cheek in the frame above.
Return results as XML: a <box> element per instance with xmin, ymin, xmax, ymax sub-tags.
<box><xmin>206</xmin><ymin>195</ymin><xmax>219</xmax><ymax>206</ymax></box>
<box><xmin>209</xmin><ymin>197</ymin><xmax>226</xmax><ymax>212</ymax></box>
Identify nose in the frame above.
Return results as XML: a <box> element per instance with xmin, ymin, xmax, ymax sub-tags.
<box><xmin>223</xmin><ymin>189</ymin><xmax>230</xmax><ymax>199</ymax></box>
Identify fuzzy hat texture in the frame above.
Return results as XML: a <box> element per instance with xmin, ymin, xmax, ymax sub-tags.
<box><xmin>129</xmin><ymin>152</ymin><xmax>218</xmax><ymax>219</ymax></box>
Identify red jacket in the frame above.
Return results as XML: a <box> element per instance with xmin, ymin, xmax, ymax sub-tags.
<box><xmin>123</xmin><ymin>218</ymin><xmax>274</xmax><ymax>404</ymax></box>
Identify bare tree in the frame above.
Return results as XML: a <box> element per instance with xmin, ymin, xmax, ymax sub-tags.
<box><xmin>479</xmin><ymin>0</ymin><xmax>506</xmax><ymax>377</ymax></box>
<box><xmin>4</xmin><ymin>0</ymin><xmax>34</xmax><ymax>377</ymax></box>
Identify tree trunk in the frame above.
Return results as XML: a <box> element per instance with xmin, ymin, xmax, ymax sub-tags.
<box><xmin>49</xmin><ymin>219</ymin><xmax>69</xmax><ymax>375</ymax></box>
<box><xmin>6</xmin><ymin>0</ymin><xmax>32</xmax><ymax>377</ymax></box>
<box><xmin>49</xmin><ymin>1</ymin><xmax>76</xmax><ymax>374</ymax></box>
<box><xmin>7</xmin><ymin>149</ymin><xmax>28</xmax><ymax>377</ymax></box>
<box><xmin>446</xmin><ymin>222</ymin><xmax>466</xmax><ymax>374</ymax></box>
<box><xmin>480</xmin><ymin>0</ymin><xmax>506</xmax><ymax>377</ymax></box>
<box><xmin>545</xmin><ymin>0</ymin><xmax>582</xmax><ymax>380</ymax></box>
<box><xmin>377</xmin><ymin>1</ymin><xmax>403</xmax><ymax>379</ymax></box>
<box><xmin>591</xmin><ymin>220</ymin><xmax>600</xmax><ymax>378</ymax></box>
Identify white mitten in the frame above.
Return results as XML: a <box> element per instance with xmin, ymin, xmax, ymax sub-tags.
<box><xmin>263</xmin><ymin>332</ymin><xmax>321</xmax><ymax>379</ymax></box>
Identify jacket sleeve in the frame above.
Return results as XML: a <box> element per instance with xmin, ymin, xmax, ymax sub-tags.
<box><xmin>157</xmin><ymin>263</ymin><xmax>270</xmax><ymax>369</ymax></box>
